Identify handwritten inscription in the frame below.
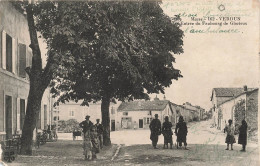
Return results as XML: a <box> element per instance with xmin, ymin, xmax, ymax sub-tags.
<box><xmin>163</xmin><ymin>1</ymin><xmax>251</xmax><ymax>34</ymax></box>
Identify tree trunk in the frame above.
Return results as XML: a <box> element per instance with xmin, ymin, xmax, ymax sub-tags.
<box><xmin>20</xmin><ymin>84</ymin><xmax>45</xmax><ymax>155</ymax></box>
<box><xmin>20</xmin><ymin>4</ymin><xmax>53</xmax><ymax>155</ymax></box>
<box><xmin>101</xmin><ymin>95</ymin><xmax>111</xmax><ymax>146</ymax></box>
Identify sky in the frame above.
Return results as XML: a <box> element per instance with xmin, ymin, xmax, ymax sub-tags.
<box><xmin>151</xmin><ymin>0</ymin><xmax>259</xmax><ymax>110</ymax></box>
<box><xmin>39</xmin><ymin>1</ymin><xmax>259</xmax><ymax>111</ymax></box>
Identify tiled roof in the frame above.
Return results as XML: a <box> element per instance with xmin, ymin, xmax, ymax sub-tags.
<box><xmin>218</xmin><ymin>88</ymin><xmax>258</xmax><ymax>106</ymax></box>
<box><xmin>213</xmin><ymin>88</ymin><xmax>256</xmax><ymax>97</ymax></box>
<box><xmin>118</xmin><ymin>100</ymin><xmax>169</xmax><ymax>112</ymax></box>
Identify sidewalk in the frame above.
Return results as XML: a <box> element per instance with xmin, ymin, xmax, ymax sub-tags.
<box><xmin>7</xmin><ymin>140</ymin><xmax>119</xmax><ymax>166</ymax></box>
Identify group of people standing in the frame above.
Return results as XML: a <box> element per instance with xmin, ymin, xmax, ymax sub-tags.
<box><xmin>149</xmin><ymin>114</ymin><xmax>188</xmax><ymax>150</ymax></box>
<box><xmin>224</xmin><ymin>119</ymin><xmax>248</xmax><ymax>152</ymax></box>
<box><xmin>79</xmin><ymin>115</ymin><xmax>104</xmax><ymax>160</ymax></box>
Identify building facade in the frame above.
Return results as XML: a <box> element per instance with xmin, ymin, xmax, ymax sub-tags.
<box><xmin>0</xmin><ymin>2</ymin><xmax>52</xmax><ymax>141</ymax></box>
<box><xmin>211</xmin><ymin>86</ymin><xmax>258</xmax><ymax>132</ymax></box>
<box><xmin>117</xmin><ymin>99</ymin><xmax>173</xmax><ymax>129</ymax></box>
<box><xmin>56</xmin><ymin>101</ymin><xmax>120</xmax><ymax>131</ymax></box>
<box><xmin>170</xmin><ymin>102</ymin><xmax>204</xmax><ymax>124</ymax></box>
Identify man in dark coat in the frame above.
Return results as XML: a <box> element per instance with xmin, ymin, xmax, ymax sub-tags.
<box><xmin>149</xmin><ymin>114</ymin><xmax>161</xmax><ymax>149</ymax></box>
<box><xmin>95</xmin><ymin>119</ymin><xmax>104</xmax><ymax>149</ymax></box>
<box><xmin>238</xmin><ymin>120</ymin><xmax>247</xmax><ymax>152</ymax></box>
<box><xmin>79</xmin><ymin>115</ymin><xmax>93</xmax><ymax>135</ymax></box>
<box><xmin>175</xmin><ymin>116</ymin><xmax>188</xmax><ymax>150</ymax></box>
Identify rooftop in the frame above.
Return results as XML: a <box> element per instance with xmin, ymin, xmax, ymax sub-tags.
<box><xmin>214</xmin><ymin>88</ymin><xmax>256</xmax><ymax>97</ymax></box>
<box><xmin>118</xmin><ymin>100</ymin><xmax>170</xmax><ymax>112</ymax></box>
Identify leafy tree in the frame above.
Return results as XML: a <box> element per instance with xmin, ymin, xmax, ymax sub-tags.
<box><xmin>58</xmin><ymin>119</ymin><xmax>80</xmax><ymax>133</ymax></box>
<box><xmin>12</xmin><ymin>1</ymin><xmax>184</xmax><ymax>153</ymax></box>
<box><xmin>49</xmin><ymin>1</ymin><xmax>184</xmax><ymax>145</ymax></box>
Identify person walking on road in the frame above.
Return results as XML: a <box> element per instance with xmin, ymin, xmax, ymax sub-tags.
<box><xmin>162</xmin><ymin>116</ymin><xmax>173</xmax><ymax>149</ymax></box>
<box><xmin>224</xmin><ymin>119</ymin><xmax>235</xmax><ymax>150</ymax></box>
<box><xmin>95</xmin><ymin>119</ymin><xmax>104</xmax><ymax>149</ymax></box>
<box><xmin>149</xmin><ymin>114</ymin><xmax>161</xmax><ymax>149</ymax></box>
<box><xmin>238</xmin><ymin>120</ymin><xmax>247</xmax><ymax>152</ymax></box>
<box><xmin>175</xmin><ymin>116</ymin><xmax>188</xmax><ymax>150</ymax></box>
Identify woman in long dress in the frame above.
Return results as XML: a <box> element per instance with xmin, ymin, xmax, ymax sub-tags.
<box><xmin>162</xmin><ymin>116</ymin><xmax>173</xmax><ymax>149</ymax></box>
<box><xmin>224</xmin><ymin>119</ymin><xmax>236</xmax><ymax>150</ymax></box>
<box><xmin>238</xmin><ymin>120</ymin><xmax>247</xmax><ymax>152</ymax></box>
<box><xmin>175</xmin><ymin>116</ymin><xmax>188</xmax><ymax>150</ymax></box>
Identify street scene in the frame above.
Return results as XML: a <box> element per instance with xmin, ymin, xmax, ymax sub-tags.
<box><xmin>6</xmin><ymin>120</ymin><xmax>259</xmax><ymax>166</ymax></box>
<box><xmin>0</xmin><ymin>0</ymin><xmax>259</xmax><ymax>166</ymax></box>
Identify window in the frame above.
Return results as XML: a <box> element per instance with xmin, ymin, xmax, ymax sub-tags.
<box><xmin>18</xmin><ymin>43</ymin><xmax>26</xmax><ymax>78</ymax></box>
<box><xmin>123</xmin><ymin>112</ymin><xmax>128</xmax><ymax>116</ymax></box>
<box><xmin>146</xmin><ymin>117</ymin><xmax>152</xmax><ymax>124</ymax></box>
<box><xmin>69</xmin><ymin>110</ymin><xmax>75</xmax><ymax>117</ymax></box>
<box><xmin>148</xmin><ymin>111</ymin><xmax>152</xmax><ymax>115</ymax></box>
<box><xmin>2</xmin><ymin>31</ymin><xmax>16</xmax><ymax>73</ymax></box>
<box><xmin>6</xmin><ymin>34</ymin><xmax>13</xmax><ymax>72</ymax></box>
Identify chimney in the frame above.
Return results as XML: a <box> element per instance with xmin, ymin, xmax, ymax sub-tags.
<box><xmin>244</xmin><ymin>85</ymin><xmax>247</xmax><ymax>91</ymax></box>
<box><xmin>154</xmin><ymin>95</ymin><xmax>159</xmax><ymax>101</ymax></box>
<box><xmin>163</xmin><ymin>95</ymin><xmax>166</xmax><ymax>100</ymax></box>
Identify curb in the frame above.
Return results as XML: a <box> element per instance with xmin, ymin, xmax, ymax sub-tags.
<box><xmin>111</xmin><ymin>144</ymin><xmax>121</xmax><ymax>161</ymax></box>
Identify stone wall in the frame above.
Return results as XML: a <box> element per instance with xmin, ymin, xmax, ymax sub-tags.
<box><xmin>246</xmin><ymin>90</ymin><xmax>258</xmax><ymax>132</ymax></box>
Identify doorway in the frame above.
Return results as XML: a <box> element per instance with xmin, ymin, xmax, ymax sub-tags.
<box><xmin>20</xmin><ymin>99</ymin><xmax>25</xmax><ymax>130</ymax></box>
<box><xmin>139</xmin><ymin>119</ymin><xmax>143</xmax><ymax>128</ymax></box>
<box><xmin>111</xmin><ymin>120</ymin><xmax>115</xmax><ymax>131</ymax></box>
<box><xmin>5</xmin><ymin>95</ymin><xmax>12</xmax><ymax>139</ymax></box>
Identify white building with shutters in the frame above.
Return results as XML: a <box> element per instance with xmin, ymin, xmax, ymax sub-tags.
<box><xmin>0</xmin><ymin>2</ymin><xmax>53</xmax><ymax>141</ymax></box>
<box><xmin>117</xmin><ymin>98</ymin><xmax>173</xmax><ymax>130</ymax></box>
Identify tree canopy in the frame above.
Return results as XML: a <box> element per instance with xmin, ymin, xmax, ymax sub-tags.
<box><xmin>11</xmin><ymin>0</ymin><xmax>184</xmax><ymax>149</ymax></box>
<box><xmin>37</xmin><ymin>1</ymin><xmax>184</xmax><ymax>105</ymax></box>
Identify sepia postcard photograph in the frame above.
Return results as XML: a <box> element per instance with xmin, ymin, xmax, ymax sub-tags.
<box><xmin>0</xmin><ymin>0</ymin><xmax>259</xmax><ymax>165</ymax></box>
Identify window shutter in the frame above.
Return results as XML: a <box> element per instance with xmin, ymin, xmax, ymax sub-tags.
<box><xmin>2</xmin><ymin>30</ymin><xmax>6</xmax><ymax>69</ymax></box>
<box><xmin>12</xmin><ymin>38</ymin><xmax>16</xmax><ymax>73</ymax></box>
<box><xmin>27</xmin><ymin>48</ymin><xmax>32</xmax><ymax>67</ymax></box>
<box><xmin>25</xmin><ymin>99</ymin><xmax>27</xmax><ymax>113</ymax></box>
<box><xmin>144</xmin><ymin>117</ymin><xmax>146</xmax><ymax>125</ymax></box>
<box><xmin>18</xmin><ymin>43</ymin><xmax>26</xmax><ymax>78</ymax></box>
<box><xmin>17</xmin><ymin>98</ymin><xmax>20</xmax><ymax>131</ymax></box>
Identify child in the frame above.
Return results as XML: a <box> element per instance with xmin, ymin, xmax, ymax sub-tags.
<box><xmin>83</xmin><ymin>130</ymin><xmax>92</xmax><ymax>160</ymax></box>
<box><xmin>90</xmin><ymin>126</ymin><xmax>100</xmax><ymax>159</ymax></box>
<box><xmin>238</xmin><ymin>120</ymin><xmax>247</xmax><ymax>152</ymax></box>
<box><xmin>224</xmin><ymin>119</ymin><xmax>235</xmax><ymax>150</ymax></box>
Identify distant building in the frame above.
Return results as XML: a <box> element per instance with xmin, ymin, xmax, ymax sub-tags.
<box><xmin>182</xmin><ymin>102</ymin><xmax>200</xmax><ymax>121</ymax></box>
<box><xmin>211</xmin><ymin>86</ymin><xmax>258</xmax><ymax>132</ymax></box>
<box><xmin>117</xmin><ymin>98</ymin><xmax>173</xmax><ymax>129</ymax></box>
<box><xmin>0</xmin><ymin>2</ymin><xmax>52</xmax><ymax>141</ymax></box>
<box><xmin>170</xmin><ymin>102</ymin><xmax>204</xmax><ymax>124</ymax></box>
<box><xmin>56</xmin><ymin>101</ymin><xmax>120</xmax><ymax>131</ymax></box>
